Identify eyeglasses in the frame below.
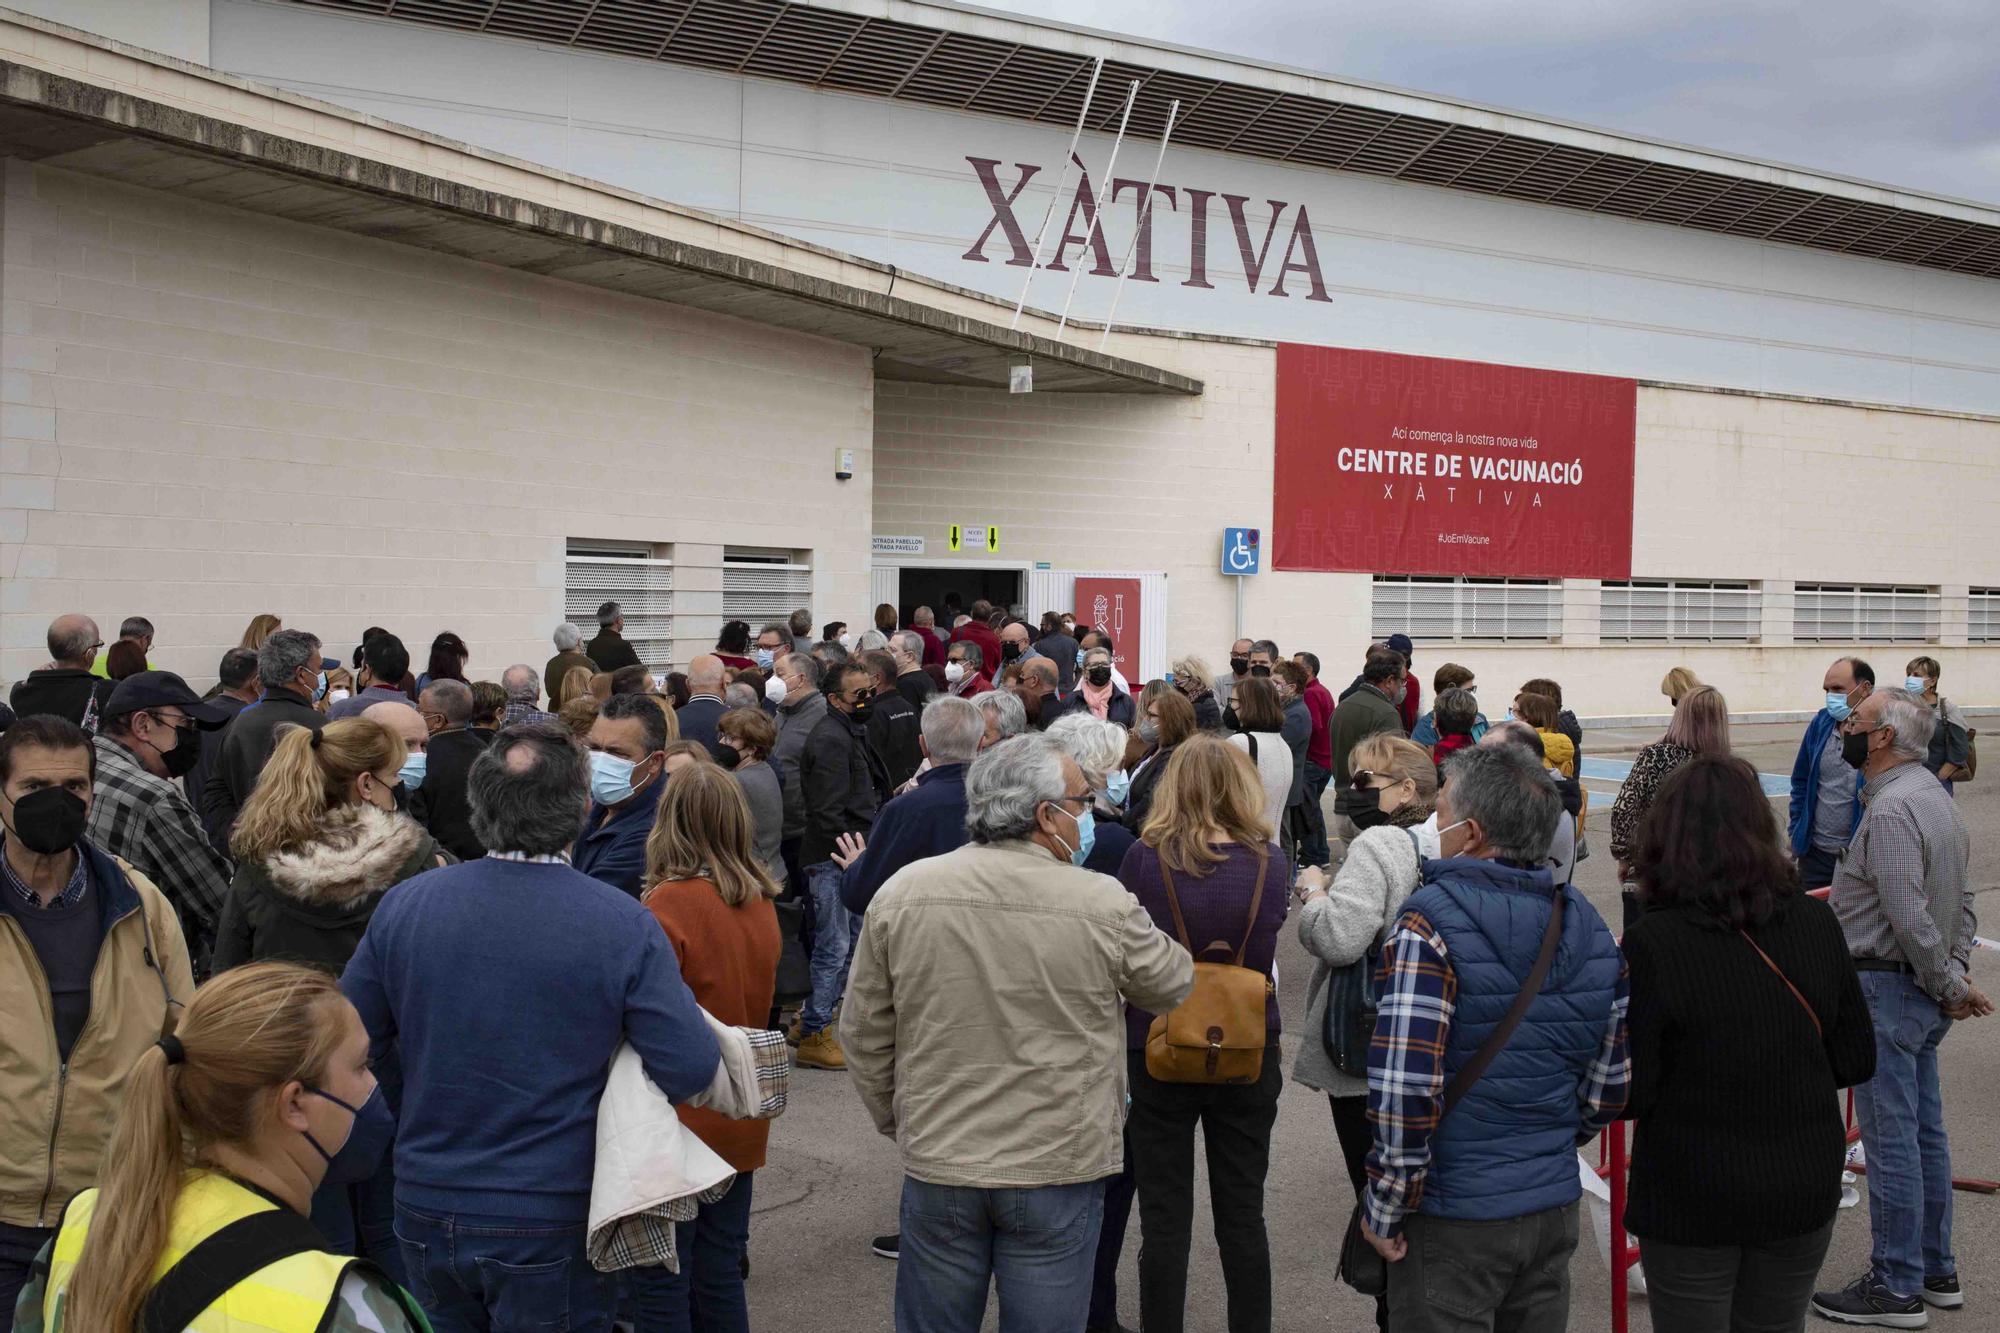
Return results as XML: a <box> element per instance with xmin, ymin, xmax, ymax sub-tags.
<box><xmin>846</xmin><ymin>687</ymin><xmax>876</xmax><ymax>703</ymax></box>
<box><xmin>1349</xmin><ymin>770</ymin><xmax>1395</xmax><ymax>791</ymax></box>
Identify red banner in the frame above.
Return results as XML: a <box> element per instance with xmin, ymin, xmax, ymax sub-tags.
<box><xmin>1273</xmin><ymin>345</ymin><xmax>1635</xmax><ymax>578</ymax></box>
<box><xmin>1073</xmin><ymin>578</ymin><xmax>1141</xmax><ymax>679</ymax></box>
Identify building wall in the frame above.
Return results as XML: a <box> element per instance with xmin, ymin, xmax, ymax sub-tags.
<box><xmin>0</xmin><ymin>160</ymin><xmax>874</xmax><ymax>689</ymax></box>
<box><xmin>9</xmin><ymin>0</ymin><xmax>210</xmax><ymax>63</ymax></box>
<box><xmin>211</xmin><ymin>0</ymin><xmax>2000</xmax><ymax>416</ymax></box>
<box><xmin>876</xmin><ymin>335</ymin><xmax>2000</xmax><ymax>717</ymax></box>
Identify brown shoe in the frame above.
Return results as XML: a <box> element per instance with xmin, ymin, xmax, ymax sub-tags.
<box><xmin>796</xmin><ymin>1029</ymin><xmax>846</xmax><ymax>1070</ymax></box>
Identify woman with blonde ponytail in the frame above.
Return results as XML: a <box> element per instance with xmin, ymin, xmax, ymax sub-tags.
<box><xmin>27</xmin><ymin>962</ymin><xmax>426</xmax><ymax>1331</ymax></box>
<box><xmin>213</xmin><ymin>718</ymin><xmax>447</xmax><ymax>1286</ymax></box>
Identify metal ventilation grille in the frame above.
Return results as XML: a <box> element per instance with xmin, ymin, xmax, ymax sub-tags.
<box><xmin>284</xmin><ymin>0</ymin><xmax>2000</xmax><ymax>277</ymax></box>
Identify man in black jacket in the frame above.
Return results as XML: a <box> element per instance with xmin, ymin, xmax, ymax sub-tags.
<box><xmin>585</xmin><ymin>601</ymin><xmax>642</xmax><ymax>672</ymax></box>
<box><xmin>861</xmin><ymin>652</ymin><xmax>922</xmax><ymax>791</ymax></box>
<box><xmin>7</xmin><ymin>615</ymin><xmax>111</xmax><ymax>726</ymax></box>
<box><xmin>411</xmin><ymin>679</ymin><xmax>489</xmax><ymax>861</ymax></box>
<box><xmin>795</xmin><ymin>662</ymin><xmax>888</xmax><ymax>1070</ymax></box>
<box><xmin>675</xmin><ymin>655</ymin><xmax>729</xmax><ymax>760</ymax></box>
<box><xmin>202</xmin><ymin>629</ymin><xmax>326</xmax><ymax>841</ymax></box>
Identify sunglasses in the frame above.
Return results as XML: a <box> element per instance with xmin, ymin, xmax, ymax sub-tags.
<box><xmin>1349</xmin><ymin>770</ymin><xmax>1399</xmax><ymax>792</ymax></box>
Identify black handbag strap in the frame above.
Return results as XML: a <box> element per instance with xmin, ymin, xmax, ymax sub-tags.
<box><xmin>142</xmin><ymin>1206</ymin><xmax>331</xmax><ymax>1333</ymax></box>
<box><xmin>1440</xmin><ymin>886</ymin><xmax>1565</xmax><ymax>1113</ymax></box>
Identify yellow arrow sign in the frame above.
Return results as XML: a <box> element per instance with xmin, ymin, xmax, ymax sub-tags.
<box><xmin>948</xmin><ymin>524</ymin><xmax>963</xmax><ymax>552</ymax></box>
<box><xmin>986</xmin><ymin>526</ymin><xmax>1000</xmax><ymax>553</ymax></box>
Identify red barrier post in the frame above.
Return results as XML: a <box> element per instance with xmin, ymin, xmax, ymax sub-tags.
<box><xmin>1610</xmin><ymin>1120</ymin><xmax>1629</xmax><ymax>1333</ymax></box>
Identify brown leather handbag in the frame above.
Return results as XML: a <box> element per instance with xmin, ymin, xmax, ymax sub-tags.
<box><xmin>1145</xmin><ymin>851</ymin><xmax>1272</xmax><ymax>1085</ymax></box>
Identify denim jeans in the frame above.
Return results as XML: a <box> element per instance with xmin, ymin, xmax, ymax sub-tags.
<box><xmin>801</xmin><ymin>860</ymin><xmax>852</xmax><ymax>1036</ymax></box>
<box><xmin>1854</xmin><ymin>970</ymin><xmax>1957</xmax><ymax>1297</ymax></box>
<box><xmin>394</xmin><ymin>1203</ymin><xmax>611</xmax><ymax>1332</ymax></box>
<box><xmin>1387</xmin><ymin>1203</ymin><xmax>1579</xmax><ymax>1333</ymax></box>
<box><xmin>1638</xmin><ymin>1219</ymin><xmax>1833</xmax><ymax>1333</ymax></box>
<box><xmin>1301</xmin><ymin>762</ymin><xmax>1332</xmax><ymax>867</ymax></box>
<box><xmin>897</xmin><ymin>1177</ymin><xmax>1104</xmax><ymax>1333</ymax></box>
<box><xmin>627</xmin><ymin>1173</ymin><xmax>755</xmax><ymax>1333</ymax></box>
<box><xmin>1797</xmin><ymin>845</ymin><xmax>1841</xmax><ymax>891</ymax></box>
<box><xmin>0</xmin><ymin>1222</ymin><xmax>53</xmax><ymax>1333</ymax></box>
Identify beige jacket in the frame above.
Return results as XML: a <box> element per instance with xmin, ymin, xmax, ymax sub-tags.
<box><xmin>840</xmin><ymin>839</ymin><xmax>1194</xmax><ymax>1188</ymax></box>
<box><xmin>0</xmin><ymin>851</ymin><xmax>193</xmax><ymax>1229</ymax></box>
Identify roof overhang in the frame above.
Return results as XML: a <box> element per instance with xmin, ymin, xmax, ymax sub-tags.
<box><xmin>278</xmin><ymin>0</ymin><xmax>2000</xmax><ymax>279</ymax></box>
<box><xmin>0</xmin><ymin>25</ymin><xmax>1201</xmax><ymax>395</ymax></box>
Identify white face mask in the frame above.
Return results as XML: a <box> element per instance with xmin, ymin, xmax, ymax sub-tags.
<box><xmin>944</xmin><ymin>662</ymin><xmax>965</xmax><ymax>684</ymax></box>
<box><xmin>1436</xmin><ymin>818</ymin><xmax>1471</xmax><ymax>858</ymax></box>
<box><xmin>839</xmin><ymin>633</ymin><xmax>855</xmax><ymax>651</ymax></box>
<box><xmin>764</xmin><ymin>675</ymin><xmax>788</xmax><ymax>704</ymax></box>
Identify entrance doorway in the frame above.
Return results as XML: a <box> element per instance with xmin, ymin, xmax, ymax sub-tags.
<box><xmin>895</xmin><ymin>567</ymin><xmax>1021</xmax><ymax>626</ymax></box>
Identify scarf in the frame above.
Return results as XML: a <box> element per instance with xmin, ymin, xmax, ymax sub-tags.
<box><xmin>1079</xmin><ymin>677</ymin><xmax>1114</xmax><ymax>720</ymax></box>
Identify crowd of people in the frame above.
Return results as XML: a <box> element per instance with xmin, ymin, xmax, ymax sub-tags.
<box><xmin>0</xmin><ymin>597</ymin><xmax>1985</xmax><ymax>1333</ymax></box>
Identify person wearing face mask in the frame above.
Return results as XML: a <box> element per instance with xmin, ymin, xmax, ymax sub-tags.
<box><xmin>1358</xmin><ymin>745</ymin><xmax>1626</xmax><ymax>1326</ymax></box>
<box><xmin>754</xmin><ymin>622</ymin><xmax>793</xmax><ymax>675</ymax></box>
<box><xmin>1906</xmin><ymin>655</ymin><xmax>1970</xmax><ymax>795</ymax></box>
<box><xmin>947</xmin><ymin>604</ymin><xmax>1005</xmax><ymax>687</ymax></box>
<box><xmin>840</xmin><ymin>735</ymin><xmax>1193</xmax><ymax>1331</ymax></box>
<box><xmin>770</xmin><ymin>653</ymin><xmax>829</xmax><ymax>892</ymax></box>
<box><xmin>944</xmin><ymin>641</ymin><xmax>992</xmax><ymax>698</ymax></box>
<box><xmin>572</xmin><ymin>693</ymin><xmax>672</xmax><ymax>899</ymax></box>
<box><xmin>212</xmin><ymin>717</ymin><xmax>448</xmax><ymax>1283</ymax></box>
<box><xmin>1292</xmin><ymin>734</ymin><xmax>1441</xmax><ymax>1333</ymax></box>
<box><xmin>1226</xmin><ymin>676</ymin><xmax>1293</xmax><ymax>833</ymax></box>
<box><xmin>203</xmin><ymin>629</ymin><xmax>329</xmax><ymax>846</ymax></box>
<box><xmin>85</xmin><ymin>672</ymin><xmax>236</xmax><ymax>977</ymax></box>
<box><xmin>1328</xmin><ymin>648</ymin><xmax>1408</xmax><ymax>855</ymax></box>
<box><xmin>21</xmin><ymin>962</ymin><xmax>427</xmax><ymax>1333</ymax></box>
<box><xmin>1813</xmin><ymin>689</ymin><xmax>1989</xmax><ymax>1327</ymax></box>
<box><xmin>1787</xmin><ymin>656</ymin><xmax>1874</xmax><ymax>890</ymax></box>
<box><xmin>1035</xmin><ymin>612</ymin><xmax>1081</xmax><ymax>693</ymax></box>
<box><xmin>1215</xmin><ymin>638</ymin><xmax>1255</xmax><ymax>716</ymax></box>
<box><xmin>408</xmin><ymin>680</ymin><xmax>490</xmax><ymax>863</ymax></box>
<box><xmin>1053</xmin><ymin>648</ymin><xmax>1137</xmax><ymax>727</ymax></box>
<box><xmin>717</xmin><ymin>707</ymin><xmax>786</xmax><ymax>886</ymax></box>
<box><xmin>795</xmin><ymin>663</ymin><xmax>890</xmax><ymax>1070</ymax></box>
<box><xmin>1117</xmin><ymin>736</ymin><xmax>1290</xmax><ymax>1333</ymax></box>
<box><xmin>0</xmin><ymin>715</ymin><xmax>196</xmax><ymax>1321</ymax></box>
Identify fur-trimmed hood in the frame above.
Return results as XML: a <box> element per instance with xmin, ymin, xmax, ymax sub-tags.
<box><xmin>263</xmin><ymin>803</ymin><xmax>436</xmax><ymax>911</ymax></box>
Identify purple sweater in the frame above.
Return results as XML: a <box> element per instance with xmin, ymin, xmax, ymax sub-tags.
<box><xmin>1118</xmin><ymin>839</ymin><xmax>1288</xmax><ymax>1048</ymax></box>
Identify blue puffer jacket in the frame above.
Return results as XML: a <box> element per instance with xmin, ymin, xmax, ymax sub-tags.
<box><xmin>1787</xmin><ymin>708</ymin><xmax>1863</xmax><ymax>857</ymax></box>
<box><xmin>1412</xmin><ymin>857</ymin><xmax>1622</xmax><ymax>1222</ymax></box>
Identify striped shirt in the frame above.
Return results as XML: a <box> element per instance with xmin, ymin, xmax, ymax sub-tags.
<box><xmin>487</xmin><ymin>850</ymin><xmax>571</xmax><ymax>865</ymax></box>
<box><xmin>1364</xmin><ymin>905</ymin><xmax>1630</xmax><ymax>1238</ymax></box>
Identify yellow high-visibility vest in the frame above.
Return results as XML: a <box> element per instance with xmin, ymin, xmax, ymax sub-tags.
<box><xmin>44</xmin><ymin>1171</ymin><xmax>355</xmax><ymax>1331</ymax></box>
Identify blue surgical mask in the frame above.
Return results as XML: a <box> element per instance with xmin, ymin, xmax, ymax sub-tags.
<box><xmin>1104</xmin><ymin>770</ymin><xmax>1132</xmax><ymax>808</ymax></box>
<box><xmin>1049</xmin><ymin>803</ymin><xmax>1095</xmax><ymax>866</ymax></box>
<box><xmin>313</xmin><ymin>670</ymin><xmax>328</xmax><ymax>701</ymax></box>
<box><xmin>1502</xmin><ymin>709</ymin><xmax>1516</xmax><ymax>723</ymax></box>
<box><xmin>1904</xmin><ymin>676</ymin><xmax>1926</xmax><ymax>694</ymax></box>
<box><xmin>1075</xmin><ymin>648</ymin><xmax>1086</xmax><ymax>668</ymax></box>
<box><xmin>305</xmin><ymin>1083</ymin><xmax>393</xmax><ymax>1185</ymax></box>
<box><xmin>1825</xmin><ymin>691</ymin><xmax>1853</xmax><ymax>722</ymax></box>
<box><xmin>398</xmin><ymin>751</ymin><xmax>427</xmax><ymax>793</ymax></box>
<box><xmin>754</xmin><ymin>648</ymin><xmax>776</xmax><ymax>669</ymax></box>
<box><xmin>589</xmin><ymin>750</ymin><xmax>641</xmax><ymax>806</ymax></box>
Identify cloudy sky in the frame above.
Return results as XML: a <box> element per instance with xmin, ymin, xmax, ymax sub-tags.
<box><xmin>977</xmin><ymin>0</ymin><xmax>2000</xmax><ymax>206</ymax></box>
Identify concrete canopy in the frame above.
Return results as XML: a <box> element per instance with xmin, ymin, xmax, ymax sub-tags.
<box><xmin>0</xmin><ymin>54</ymin><xmax>1202</xmax><ymax>396</ymax></box>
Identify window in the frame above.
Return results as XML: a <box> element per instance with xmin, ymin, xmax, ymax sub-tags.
<box><xmin>722</xmin><ymin>548</ymin><xmax>813</xmax><ymax>629</ymax></box>
<box><xmin>565</xmin><ymin>541</ymin><xmax>674</xmax><ymax>670</ymax></box>
<box><xmin>1794</xmin><ymin>584</ymin><xmax>1938</xmax><ymax>644</ymax></box>
<box><xmin>1371</xmin><ymin>576</ymin><xmax>1560</xmax><ymax>642</ymax></box>
<box><xmin>1601</xmin><ymin>581</ymin><xmax>1760</xmax><ymax>643</ymax></box>
<box><xmin>1972</xmin><ymin>590</ymin><xmax>2000</xmax><ymax>644</ymax></box>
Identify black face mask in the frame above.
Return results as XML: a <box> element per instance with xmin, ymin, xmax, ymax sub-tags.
<box><xmin>1348</xmin><ymin>786</ymin><xmax>1389</xmax><ymax>829</ymax></box>
<box><xmin>1086</xmin><ymin>665</ymin><xmax>1113</xmax><ymax>687</ymax></box>
<box><xmin>1001</xmin><ymin>642</ymin><xmax>1024</xmax><ymax>662</ymax></box>
<box><xmin>1229</xmin><ymin>657</ymin><xmax>1250</xmax><ymax>677</ymax></box>
<box><xmin>7</xmin><ymin>787</ymin><xmax>88</xmax><ymax>855</ymax></box>
<box><xmin>143</xmin><ymin>720</ymin><xmax>202</xmax><ymax>779</ymax></box>
<box><xmin>714</xmin><ymin>745</ymin><xmax>742</xmax><ymax>771</ymax></box>
<box><xmin>1842</xmin><ymin>730</ymin><xmax>1872</xmax><ymax>770</ymax></box>
<box><xmin>1250</xmin><ymin>664</ymin><xmax>1272</xmax><ymax>678</ymax></box>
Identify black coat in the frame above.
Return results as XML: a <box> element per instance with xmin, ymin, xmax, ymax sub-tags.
<box><xmin>799</xmin><ymin>708</ymin><xmax>886</xmax><ymax>865</ymax></box>
<box><xmin>1122</xmin><ymin>743</ymin><xmax>1179</xmax><ymax>833</ymax></box>
<box><xmin>865</xmin><ymin>692</ymin><xmax>924</xmax><ymax>791</ymax></box>
<box><xmin>184</xmin><ymin>693</ymin><xmax>252</xmax><ymax>851</ymax></box>
<box><xmin>586</xmin><ymin>629</ymin><xmax>642</xmax><ymax>672</ymax></box>
<box><xmin>8</xmin><ymin>668</ymin><xmax>112</xmax><ymax>727</ymax></box>
<box><xmin>676</xmin><ymin>695</ymin><xmax>728</xmax><ymax>760</ymax></box>
<box><xmin>412</xmin><ymin>727</ymin><xmax>493</xmax><ymax>862</ymax></box>
<box><xmin>211</xmin><ymin>805</ymin><xmax>448</xmax><ymax>978</ymax></box>
<box><xmin>202</xmin><ymin>690</ymin><xmax>326</xmax><ymax>843</ymax></box>
<box><xmin>895</xmin><ymin>670</ymin><xmax>937</xmax><ymax>712</ymax></box>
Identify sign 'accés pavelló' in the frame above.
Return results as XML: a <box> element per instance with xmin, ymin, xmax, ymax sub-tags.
<box><xmin>1273</xmin><ymin>345</ymin><xmax>1636</xmax><ymax>579</ymax></box>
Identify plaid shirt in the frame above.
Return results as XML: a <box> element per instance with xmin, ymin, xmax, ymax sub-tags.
<box><xmin>503</xmin><ymin>702</ymin><xmax>555</xmax><ymax>729</ymax></box>
<box><xmin>1364</xmin><ymin>904</ymin><xmax>1630</xmax><ymax>1239</ymax></box>
<box><xmin>84</xmin><ymin>735</ymin><xmax>232</xmax><ymax>931</ymax></box>
<box><xmin>0</xmin><ymin>837</ymin><xmax>89</xmax><ymax>909</ymax></box>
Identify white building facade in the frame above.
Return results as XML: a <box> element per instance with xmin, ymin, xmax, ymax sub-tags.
<box><xmin>3</xmin><ymin>0</ymin><xmax>1997</xmax><ymax>718</ymax></box>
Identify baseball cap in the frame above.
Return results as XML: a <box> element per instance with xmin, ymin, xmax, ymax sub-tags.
<box><xmin>1386</xmin><ymin>633</ymin><xmax>1415</xmax><ymax>659</ymax></box>
<box><xmin>102</xmin><ymin>670</ymin><xmax>236</xmax><ymax>727</ymax></box>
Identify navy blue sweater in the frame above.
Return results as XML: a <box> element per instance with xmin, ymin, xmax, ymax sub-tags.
<box><xmin>840</xmin><ymin>764</ymin><xmax>969</xmax><ymax>915</ymax></box>
<box><xmin>341</xmin><ymin>858</ymin><xmax>719</xmax><ymax>1221</ymax></box>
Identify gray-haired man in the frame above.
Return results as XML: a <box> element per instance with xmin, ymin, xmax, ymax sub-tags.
<box><xmin>1814</xmin><ymin>688</ymin><xmax>1990</xmax><ymax>1326</ymax></box>
<box><xmin>545</xmin><ymin>623</ymin><xmax>596</xmax><ymax>709</ymax></box>
<box><xmin>201</xmin><ymin>629</ymin><xmax>325</xmax><ymax>839</ymax></box>
<box><xmin>842</xmin><ymin>735</ymin><xmax>1192</xmax><ymax>1333</ymax></box>
<box><xmin>586</xmin><ymin>601</ymin><xmax>642</xmax><ymax>673</ymax></box>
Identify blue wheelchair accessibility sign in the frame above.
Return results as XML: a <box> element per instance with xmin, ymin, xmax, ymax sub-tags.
<box><xmin>1222</xmin><ymin>527</ymin><xmax>1261</xmax><ymax>576</ymax></box>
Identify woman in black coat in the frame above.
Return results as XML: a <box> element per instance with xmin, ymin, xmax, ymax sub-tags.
<box><xmin>1621</xmin><ymin>754</ymin><xmax>1874</xmax><ymax>1332</ymax></box>
<box><xmin>1122</xmin><ymin>688</ymin><xmax>1198</xmax><ymax>833</ymax></box>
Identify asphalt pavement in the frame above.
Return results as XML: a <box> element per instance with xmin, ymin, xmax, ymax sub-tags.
<box><xmin>739</xmin><ymin>722</ymin><xmax>2000</xmax><ymax>1332</ymax></box>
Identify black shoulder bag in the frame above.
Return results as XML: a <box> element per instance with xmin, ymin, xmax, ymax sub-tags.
<box><xmin>1338</xmin><ymin>885</ymin><xmax>1568</xmax><ymax>1298</ymax></box>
